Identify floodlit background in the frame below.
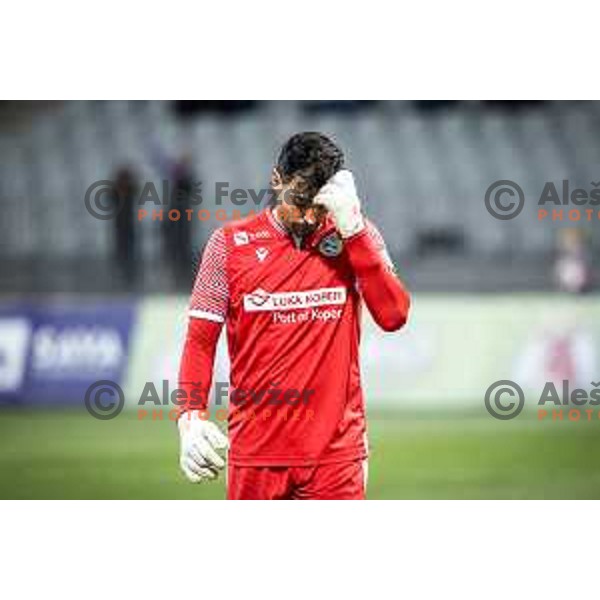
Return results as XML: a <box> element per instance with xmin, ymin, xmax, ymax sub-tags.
<box><xmin>1</xmin><ymin>100</ymin><xmax>599</xmax><ymax>499</ymax></box>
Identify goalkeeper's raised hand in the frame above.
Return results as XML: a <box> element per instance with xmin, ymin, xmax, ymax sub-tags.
<box><xmin>314</xmin><ymin>169</ymin><xmax>365</xmax><ymax>239</ymax></box>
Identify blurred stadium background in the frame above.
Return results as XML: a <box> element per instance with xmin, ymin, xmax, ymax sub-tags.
<box><xmin>1</xmin><ymin>100</ymin><xmax>600</xmax><ymax>499</ymax></box>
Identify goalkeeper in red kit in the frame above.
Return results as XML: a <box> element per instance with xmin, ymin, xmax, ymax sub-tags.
<box><xmin>177</xmin><ymin>132</ymin><xmax>411</xmax><ymax>499</ymax></box>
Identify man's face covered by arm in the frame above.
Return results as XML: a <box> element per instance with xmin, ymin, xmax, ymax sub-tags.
<box><xmin>271</xmin><ymin>168</ymin><xmax>328</xmax><ymax>237</ymax></box>
<box><xmin>270</xmin><ymin>132</ymin><xmax>344</xmax><ymax>237</ymax></box>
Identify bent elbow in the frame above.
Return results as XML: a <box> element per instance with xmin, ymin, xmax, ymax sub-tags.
<box><xmin>377</xmin><ymin>296</ymin><xmax>411</xmax><ymax>332</ymax></box>
<box><xmin>378</xmin><ymin>313</ymin><xmax>407</xmax><ymax>332</ymax></box>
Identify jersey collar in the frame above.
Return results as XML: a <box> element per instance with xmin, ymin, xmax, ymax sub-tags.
<box><xmin>266</xmin><ymin>206</ymin><xmax>288</xmax><ymax>237</ymax></box>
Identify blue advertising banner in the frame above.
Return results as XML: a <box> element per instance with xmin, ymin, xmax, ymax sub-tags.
<box><xmin>0</xmin><ymin>301</ymin><xmax>135</xmax><ymax>406</ymax></box>
<box><xmin>0</xmin><ymin>305</ymin><xmax>31</xmax><ymax>405</ymax></box>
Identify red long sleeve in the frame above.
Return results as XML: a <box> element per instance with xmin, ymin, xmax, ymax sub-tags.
<box><xmin>178</xmin><ymin>317</ymin><xmax>222</xmax><ymax>416</ymax></box>
<box><xmin>345</xmin><ymin>227</ymin><xmax>411</xmax><ymax>331</ymax></box>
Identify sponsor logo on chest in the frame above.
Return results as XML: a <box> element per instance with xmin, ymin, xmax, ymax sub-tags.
<box><xmin>243</xmin><ymin>287</ymin><xmax>347</xmax><ymax>312</ymax></box>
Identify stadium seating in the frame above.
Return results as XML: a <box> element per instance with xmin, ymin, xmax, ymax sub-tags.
<box><xmin>1</xmin><ymin>100</ymin><xmax>598</xmax><ymax>292</ymax></box>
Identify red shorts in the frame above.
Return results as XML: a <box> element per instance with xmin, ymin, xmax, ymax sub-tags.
<box><xmin>227</xmin><ymin>459</ymin><xmax>368</xmax><ymax>500</ymax></box>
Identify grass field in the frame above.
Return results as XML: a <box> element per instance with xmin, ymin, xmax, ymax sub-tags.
<box><xmin>1</xmin><ymin>408</ymin><xmax>599</xmax><ymax>499</ymax></box>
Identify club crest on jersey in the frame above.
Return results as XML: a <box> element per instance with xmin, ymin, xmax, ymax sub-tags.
<box><xmin>318</xmin><ymin>232</ymin><xmax>343</xmax><ymax>258</ymax></box>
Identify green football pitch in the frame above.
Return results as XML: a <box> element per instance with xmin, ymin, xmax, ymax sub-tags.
<box><xmin>1</xmin><ymin>408</ymin><xmax>599</xmax><ymax>499</ymax></box>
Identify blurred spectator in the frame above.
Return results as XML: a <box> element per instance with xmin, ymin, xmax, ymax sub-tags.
<box><xmin>151</xmin><ymin>147</ymin><xmax>198</xmax><ymax>288</ymax></box>
<box><xmin>112</xmin><ymin>166</ymin><xmax>138</xmax><ymax>285</ymax></box>
<box><xmin>554</xmin><ymin>229</ymin><xmax>591</xmax><ymax>293</ymax></box>
<box><xmin>167</xmin><ymin>154</ymin><xmax>195</xmax><ymax>285</ymax></box>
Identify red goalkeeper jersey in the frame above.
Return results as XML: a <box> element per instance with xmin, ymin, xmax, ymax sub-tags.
<box><xmin>187</xmin><ymin>208</ymin><xmax>405</xmax><ymax>466</ymax></box>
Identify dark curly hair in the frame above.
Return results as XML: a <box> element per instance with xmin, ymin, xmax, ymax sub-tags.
<box><xmin>276</xmin><ymin>132</ymin><xmax>344</xmax><ymax>197</ymax></box>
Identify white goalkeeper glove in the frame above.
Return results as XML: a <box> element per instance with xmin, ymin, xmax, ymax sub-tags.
<box><xmin>178</xmin><ymin>411</ymin><xmax>229</xmax><ymax>483</ymax></box>
<box><xmin>314</xmin><ymin>169</ymin><xmax>365</xmax><ymax>239</ymax></box>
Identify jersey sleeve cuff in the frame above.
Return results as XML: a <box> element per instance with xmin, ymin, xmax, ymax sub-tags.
<box><xmin>188</xmin><ymin>309</ymin><xmax>225</xmax><ymax>323</ymax></box>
